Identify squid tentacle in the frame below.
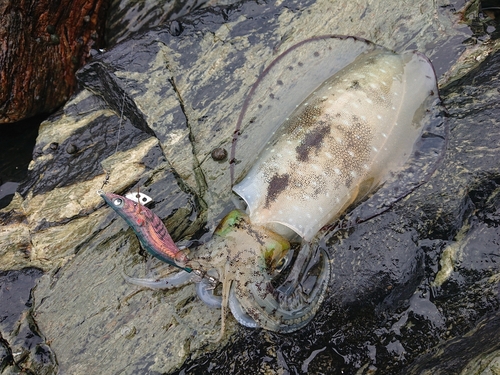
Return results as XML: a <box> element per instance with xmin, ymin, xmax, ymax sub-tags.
<box><xmin>277</xmin><ymin>242</ymin><xmax>326</xmax><ymax>308</ymax></box>
<box><xmin>195</xmin><ymin>277</ymin><xmax>222</xmax><ymax>308</ymax></box>
<box><xmin>229</xmin><ymin>286</ymin><xmax>259</xmax><ymax>328</ymax></box>
<box><xmin>121</xmin><ymin>269</ymin><xmax>194</xmax><ymax>289</ymax></box>
<box><xmin>236</xmin><ymin>244</ymin><xmax>330</xmax><ymax>332</ymax></box>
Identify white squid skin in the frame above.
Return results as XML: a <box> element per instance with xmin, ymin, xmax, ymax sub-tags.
<box><xmin>114</xmin><ymin>36</ymin><xmax>441</xmax><ymax>341</ymax></box>
<box><xmin>234</xmin><ymin>48</ymin><xmax>438</xmax><ymax>242</ymax></box>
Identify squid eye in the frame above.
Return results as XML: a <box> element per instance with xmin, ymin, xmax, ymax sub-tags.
<box><xmin>113</xmin><ymin>198</ymin><xmax>123</xmax><ymax>206</ymax></box>
<box><xmin>273</xmin><ymin>249</ymin><xmax>294</xmax><ymax>275</ymax></box>
<box><xmin>274</xmin><ymin>257</ymin><xmax>287</xmax><ymax>273</ymax></box>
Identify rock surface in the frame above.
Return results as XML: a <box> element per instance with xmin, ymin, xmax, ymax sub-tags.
<box><xmin>105</xmin><ymin>0</ymin><xmax>240</xmax><ymax>47</ymax></box>
<box><xmin>1</xmin><ymin>0</ymin><xmax>500</xmax><ymax>374</ymax></box>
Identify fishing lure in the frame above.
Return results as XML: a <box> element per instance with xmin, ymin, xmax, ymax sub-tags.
<box><xmin>99</xmin><ymin>191</ymin><xmax>191</xmax><ymax>270</ymax></box>
<box><xmin>100</xmin><ymin>35</ymin><xmax>446</xmax><ymax>339</ymax></box>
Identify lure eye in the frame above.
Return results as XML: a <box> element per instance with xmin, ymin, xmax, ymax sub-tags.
<box><xmin>113</xmin><ymin>198</ymin><xmax>123</xmax><ymax>206</ymax></box>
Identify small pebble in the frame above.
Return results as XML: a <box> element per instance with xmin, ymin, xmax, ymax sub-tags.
<box><xmin>170</xmin><ymin>20</ymin><xmax>183</xmax><ymax>36</ymax></box>
<box><xmin>211</xmin><ymin>147</ymin><xmax>227</xmax><ymax>161</ymax></box>
<box><xmin>120</xmin><ymin>325</ymin><xmax>136</xmax><ymax>339</ymax></box>
<box><xmin>66</xmin><ymin>144</ymin><xmax>78</xmax><ymax>154</ymax></box>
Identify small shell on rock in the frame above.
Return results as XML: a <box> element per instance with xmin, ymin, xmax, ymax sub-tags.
<box><xmin>120</xmin><ymin>325</ymin><xmax>136</xmax><ymax>339</ymax></box>
<box><xmin>66</xmin><ymin>144</ymin><xmax>78</xmax><ymax>154</ymax></box>
<box><xmin>211</xmin><ymin>147</ymin><xmax>228</xmax><ymax>161</ymax></box>
<box><xmin>169</xmin><ymin>20</ymin><xmax>183</xmax><ymax>37</ymax></box>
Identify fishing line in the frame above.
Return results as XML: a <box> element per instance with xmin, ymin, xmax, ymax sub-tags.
<box><xmin>100</xmin><ymin>92</ymin><xmax>127</xmax><ymax>190</ymax></box>
<box><xmin>114</xmin><ymin>93</ymin><xmax>126</xmax><ymax>155</ymax></box>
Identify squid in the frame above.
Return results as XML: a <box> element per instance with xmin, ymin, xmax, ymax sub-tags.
<box><xmin>99</xmin><ymin>35</ymin><xmax>445</xmax><ymax>341</ymax></box>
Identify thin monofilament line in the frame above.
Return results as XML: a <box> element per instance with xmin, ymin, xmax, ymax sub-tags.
<box><xmin>100</xmin><ymin>93</ymin><xmax>127</xmax><ymax>190</ymax></box>
<box><xmin>114</xmin><ymin>93</ymin><xmax>126</xmax><ymax>155</ymax></box>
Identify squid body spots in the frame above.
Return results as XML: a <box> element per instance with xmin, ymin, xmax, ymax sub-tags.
<box><xmin>232</xmin><ymin>42</ymin><xmax>438</xmax><ymax>256</ymax></box>
<box><xmin>264</xmin><ymin>173</ymin><xmax>290</xmax><ymax>208</ymax></box>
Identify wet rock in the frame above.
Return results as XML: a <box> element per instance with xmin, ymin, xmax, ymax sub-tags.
<box><xmin>105</xmin><ymin>0</ymin><xmax>240</xmax><ymax>46</ymax></box>
<box><xmin>404</xmin><ymin>314</ymin><xmax>500</xmax><ymax>374</ymax></box>
<box><xmin>0</xmin><ymin>268</ymin><xmax>56</xmax><ymax>374</ymax></box>
<box><xmin>0</xmin><ymin>118</ymin><xmax>39</xmax><ymax>209</ymax></box>
<box><xmin>0</xmin><ymin>0</ymin><xmax>107</xmax><ymax>123</ymax></box>
<box><xmin>0</xmin><ymin>0</ymin><xmax>498</xmax><ymax>374</ymax></box>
